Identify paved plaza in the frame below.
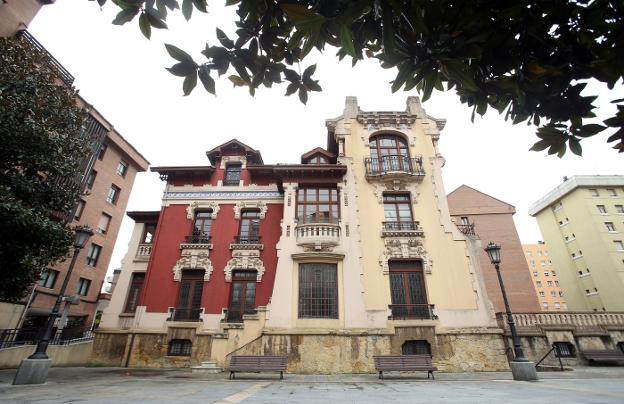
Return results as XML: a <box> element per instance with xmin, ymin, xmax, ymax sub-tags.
<box><xmin>1</xmin><ymin>367</ymin><xmax>624</xmax><ymax>403</ymax></box>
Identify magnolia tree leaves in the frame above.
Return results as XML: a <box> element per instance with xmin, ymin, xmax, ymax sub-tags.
<box><xmin>95</xmin><ymin>0</ymin><xmax>624</xmax><ymax>156</ymax></box>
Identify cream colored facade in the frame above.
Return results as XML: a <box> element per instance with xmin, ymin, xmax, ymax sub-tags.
<box><xmin>529</xmin><ymin>176</ymin><xmax>624</xmax><ymax>311</ymax></box>
<box><xmin>522</xmin><ymin>243</ymin><xmax>567</xmax><ymax>311</ymax></box>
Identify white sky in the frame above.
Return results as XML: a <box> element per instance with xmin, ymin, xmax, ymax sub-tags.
<box><xmin>30</xmin><ymin>1</ymin><xmax>621</xmax><ymax>281</ymax></box>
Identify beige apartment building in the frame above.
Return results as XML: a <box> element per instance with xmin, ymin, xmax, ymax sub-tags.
<box><xmin>522</xmin><ymin>243</ymin><xmax>566</xmax><ymax>311</ymax></box>
<box><xmin>529</xmin><ymin>175</ymin><xmax>624</xmax><ymax>311</ymax></box>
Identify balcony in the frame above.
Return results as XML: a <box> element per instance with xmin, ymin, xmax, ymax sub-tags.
<box><xmin>179</xmin><ymin>231</ymin><xmax>212</xmax><ymax>250</ymax></box>
<box><xmin>229</xmin><ymin>235</ymin><xmax>264</xmax><ymax>250</ymax></box>
<box><xmin>382</xmin><ymin>221</ymin><xmax>424</xmax><ymax>238</ymax></box>
<box><xmin>295</xmin><ymin>219</ymin><xmax>341</xmax><ymax>249</ymax></box>
<box><xmin>169</xmin><ymin>308</ymin><xmax>202</xmax><ymax>322</ymax></box>
<box><xmin>388</xmin><ymin>304</ymin><xmax>437</xmax><ymax>320</ymax></box>
<box><xmin>134</xmin><ymin>243</ymin><xmax>152</xmax><ymax>261</ymax></box>
<box><xmin>364</xmin><ymin>155</ymin><xmax>425</xmax><ymax>181</ymax></box>
<box><xmin>17</xmin><ymin>30</ymin><xmax>75</xmax><ymax>86</ymax></box>
<box><xmin>456</xmin><ymin>223</ymin><xmax>476</xmax><ymax>236</ymax></box>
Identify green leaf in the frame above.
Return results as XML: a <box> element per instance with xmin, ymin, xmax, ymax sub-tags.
<box><xmin>166</xmin><ymin>62</ymin><xmax>197</xmax><ymax>77</ymax></box>
<box><xmin>112</xmin><ymin>8</ymin><xmax>140</xmax><ymax>25</ymax></box>
<box><xmin>529</xmin><ymin>139</ymin><xmax>550</xmax><ymax>152</ymax></box>
<box><xmin>165</xmin><ymin>44</ymin><xmax>195</xmax><ymax>65</ymax></box>
<box><xmin>228</xmin><ymin>75</ymin><xmax>247</xmax><ymax>87</ymax></box>
<box><xmin>192</xmin><ymin>0</ymin><xmax>208</xmax><ymax>13</ymax></box>
<box><xmin>225</xmin><ymin>0</ymin><xmax>241</xmax><ymax>5</ymax></box>
<box><xmin>145</xmin><ymin>8</ymin><xmax>168</xmax><ymax>29</ymax></box>
<box><xmin>280</xmin><ymin>4</ymin><xmax>317</xmax><ymax>23</ymax></box>
<box><xmin>302</xmin><ymin>64</ymin><xmax>316</xmax><ymax>80</ymax></box>
<box><xmin>198</xmin><ymin>67</ymin><xmax>215</xmax><ymax>94</ymax></box>
<box><xmin>298</xmin><ymin>87</ymin><xmax>308</xmax><ymax>104</ymax></box>
<box><xmin>285</xmin><ymin>82</ymin><xmax>298</xmax><ymax>96</ymax></box>
<box><xmin>182</xmin><ymin>72</ymin><xmax>197</xmax><ymax>96</ymax></box>
<box><xmin>182</xmin><ymin>0</ymin><xmax>193</xmax><ymax>21</ymax></box>
<box><xmin>216</xmin><ymin>28</ymin><xmax>235</xmax><ymax>49</ymax></box>
<box><xmin>440</xmin><ymin>61</ymin><xmax>478</xmax><ymax>92</ymax></box>
<box><xmin>569</xmin><ymin>138</ymin><xmax>583</xmax><ymax>156</ymax></box>
<box><xmin>340</xmin><ymin>25</ymin><xmax>356</xmax><ymax>57</ymax></box>
<box><xmin>578</xmin><ymin>123</ymin><xmax>606</xmax><ymax>136</ymax></box>
<box><xmin>139</xmin><ymin>13</ymin><xmax>151</xmax><ymax>39</ymax></box>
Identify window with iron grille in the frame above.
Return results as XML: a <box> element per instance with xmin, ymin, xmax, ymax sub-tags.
<box><xmin>298</xmin><ymin>263</ymin><xmax>338</xmax><ymax>319</ymax></box>
<box><xmin>296</xmin><ymin>188</ymin><xmax>339</xmax><ymax>223</ymax></box>
<box><xmin>224</xmin><ymin>164</ymin><xmax>242</xmax><ymax>185</ymax></box>
<box><xmin>124</xmin><ymin>273</ymin><xmax>145</xmax><ymax>313</ymax></box>
<box><xmin>383</xmin><ymin>194</ymin><xmax>414</xmax><ymax>230</ymax></box>
<box><xmin>402</xmin><ymin>340</ymin><xmax>431</xmax><ymax>356</ymax></box>
<box><xmin>38</xmin><ymin>269</ymin><xmax>59</xmax><ymax>289</ymax></box>
<box><xmin>238</xmin><ymin>210</ymin><xmax>260</xmax><ymax>243</ymax></box>
<box><xmin>553</xmin><ymin>342</ymin><xmax>576</xmax><ymax>358</ymax></box>
<box><xmin>190</xmin><ymin>211</ymin><xmax>212</xmax><ymax>242</ymax></box>
<box><xmin>86</xmin><ymin>244</ymin><xmax>102</xmax><ymax>267</ymax></box>
<box><xmin>168</xmin><ymin>339</ymin><xmax>192</xmax><ymax>356</ymax></box>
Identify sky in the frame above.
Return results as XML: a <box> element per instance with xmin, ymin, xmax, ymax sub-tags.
<box><xmin>30</xmin><ymin>1</ymin><xmax>621</xmax><ymax>282</ymax></box>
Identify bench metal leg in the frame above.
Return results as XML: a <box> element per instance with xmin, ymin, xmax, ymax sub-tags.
<box><xmin>230</xmin><ymin>371</ymin><xmax>235</xmax><ymax>380</ymax></box>
<box><xmin>379</xmin><ymin>371</ymin><xmax>383</xmax><ymax>380</ymax></box>
<box><xmin>430</xmin><ymin>371</ymin><xmax>434</xmax><ymax>380</ymax></box>
<box><xmin>280</xmin><ymin>371</ymin><xmax>283</xmax><ymax>380</ymax></box>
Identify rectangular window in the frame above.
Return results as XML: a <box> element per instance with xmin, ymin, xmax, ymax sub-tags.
<box><xmin>533</xmin><ymin>271</ymin><xmax>538</xmax><ymax>277</ymax></box>
<box><xmin>547</xmin><ymin>281</ymin><xmax>553</xmax><ymax>287</ymax></box>
<box><xmin>543</xmin><ymin>302</ymin><xmax>549</xmax><ymax>309</ymax></box>
<box><xmin>540</xmin><ymin>260</ymin><xmax>546</xmax><ymax>266</ymax></box>
<box><xmin>297</xmin><ymin>187</ymin><xmax>340</xmax><ymax>224</ymax></box>
<box><xmin>96</xmin><ymin>213</ymin><xmax>112</xmax><ymax>234</ymax></box>
<box><xmin>551</xmin><ymin>291</ymin><xmax>557</xmax><ymax>297</ymax></box>
<box><xmin>589</xmin><ymin>188</ymin><xmax>600</xmax><ymax>197</ymax></box>
<box><xmin>86</xmin><ymin>243</ymin><xmax>102</xmax><ymax>267</ymax></box>
<box><xmin>190</xmin><ymin>211</ymin><xmax>212</xmax><ymax>243</ymax></box>
<box><xmin>527</xmin><ymin>251</ymin><xmax>532</xmax><ymax>257</ymax></box>
<box><xmin>168</xmin><ymin>339</ymin><xmax>192</xmax><ymax>356</ymax></box>
<box><xmin>116</xmin><ymin>160</ymin><xmax>128</xmax><ymax>177</ymax></box>
<box><xmin>615</xmin><ymin>205</ymin><xmax>624</xmax><ymax>214</ymax></box>
<box><xmin>38</xmin><ymin>269</ymin><xmax>59</xmax><ymax>289</ymax></box>
<box><xmin>298</xmin><ymin>263</ymin><xmax>338</xmax><ymax>319</ymax></box>
<box><xmin>544</xmin><ymin>271</ymin><xmax>550</xmax><ymax>276</ymax></box>
<box><xmin>607</xmin><ymin>188</ymin><xmax>617</xmax><ymax>197</ymax></box>
<box><xmin>223</xmin><ymin>164</ymin><xmax>242</xmax><ymax>186</ymax></box>
<box><xmin>106</xmin><ymin>185</ymin><xmax>121</xmax><ymax>204</ymax></box>
<box><xmin>74</xmin><ymin>200</ymin><xmax>86</xmax><ymax>221</ymax></box>
<box><xmin>97</xmin><ymin>143</ymin><xmax>108</xmax><ymax>160</ymax></box>
<box><xmin>597</xmin><ymin>205</ymin><xmax>607</xmax><ymax>214</ymax></box>
<box><xmin>86</xmin><ymin>169</ymin><xmax>97</xmax><ymax>189</ymax></box>
<box><xmin>124</xmin><ymin>273</ymin><xmax>145</xmax><ymax>313</ymax></box>
<box><xmin>142</xmin><ymin>224</ymin><xmax>156</xmax><ymax>244</ymax></box>
<box><xmin>615</xmin><ymin>240</ymin><xmax>624</xmax><ymax>251</ymax></box>
<box><xmin>555</xmin><ymin>280</ymin><xmax>560</xmax><ymax>286</ymax></box>
<box><xmin>555</xmin><ymin>302</ymin><xmax>561</xmax><ymax>309</ymax></box>
<box><xmin>383</xmin><ymin>194</ymin><xmax>414</xmax><ymax>230</ymax></box>
<box><xmin>552</xmin><ymin>270</ymin><xmax>557</xmax><ymax>276</ymax></box>
<box><xmin>76</xmin><ymin>278</ymin><xmax>91</xmax><ymax>296</ymax></box>
<box><xmin>606</xmin><ymin>222</ymin><xmax>616</xmax><ymax>232</ymax></box>
<box><xmin>531</xmin><ymin>260</ymin><xmax>535</xmax><ymax>267</ymax></box>
<box><xmin>460</xmin><ymin>216</ymin><xmax>470</xmax><ymax>225</ymax></box>
<box><xmin>536</xmin><ymin>281</ymin><xmax>542</xmax><ymax>287</ymax></box>
<box><xmin>539</xmin><ymin>291</ymin><xmax>545</xmax><ymax>297</ymax></box>
<box><xmin>238</xmin><ymin>210</ymin><xmax>261</xmax><ymax>243</ymax></box>
<box><xmin>537</xmin><ymin>251</ymin><xmax>543</xmax><ymax>256</ymax></box>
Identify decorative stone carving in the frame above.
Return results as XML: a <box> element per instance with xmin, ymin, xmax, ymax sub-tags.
<box><xmin>219</xmin><ymin>155</ymin><xmax>247</xmax><ymax>169</ymax></box>
<box><xmin>186</xmin><ymin>201</ymin><xmax>220</xmax><ymax>219</ymax></box>
<box><xmin>224</xmin><ymin>249</ymin><xmax>266</xmax><ymax>282</ymax></box>
<box><xmin>379</xmin><ymin>237</ymin><xmax>432</xmax><ymax>275</ymax></box>
<box><xmin>233</xmin><ymin>200</ymin><xmax>268</xmax><ymax>219</ymax></box>
<box><xmin>172</xmin><ymin>250</ymin><xmax>214</xmax><ymax>281</ymax></box>
<box><xmin>373</xmin><ymin>185</ymin><xmax>418</xmax><ymax>205</ymax></box>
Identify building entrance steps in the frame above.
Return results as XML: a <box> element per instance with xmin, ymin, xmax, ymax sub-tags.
<box><xmin>190</xmin><ymin>361</ymin><xmax>222</xmax><ymax>374</ymax></box>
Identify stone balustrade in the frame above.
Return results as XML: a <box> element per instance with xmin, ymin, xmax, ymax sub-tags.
<box><xmin>134</xmin><ymin>243</ymin><xmax>152</xmax><ymax>261</ymax></box>
<box><xmin>496</xmin><ymin>312</ymin><xmax>624</xmax><ymax>335</ymax></box>
<box><xmin>295</xmin><ymin>223</ymin><xmax>341</xmax><ymax>249</ymax></box>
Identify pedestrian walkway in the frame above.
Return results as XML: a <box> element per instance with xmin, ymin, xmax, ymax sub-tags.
<box><xmin>1</xmin><ymin>367</ymin><xmax>623</xmax><ymax>403</ymax></box>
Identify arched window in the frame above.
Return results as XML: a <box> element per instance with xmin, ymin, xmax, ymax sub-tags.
<box><xmin>369</xmin><ymin>134</ymin><xmax>410</xmax><ymax>172</ymax></box>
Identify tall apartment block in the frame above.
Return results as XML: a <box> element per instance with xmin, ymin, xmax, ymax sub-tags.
<box><xmin>0</xmin><ymin>2</ymin><xmax>150</xmax><ymax>333</ymax></box>
<box><xmin>529</xmin><ymin>176</ymin><xmax>624</xmax><ymax>311</ymax></box>
<box><xmin>447</xmin><ymin>185</ymin><xmax>541</xmax><ymax>313</ymax></box>
<box><xmin>522</xmin><ymin>243</ymin><xmax>567</xmax><ymax>311</ymax></box>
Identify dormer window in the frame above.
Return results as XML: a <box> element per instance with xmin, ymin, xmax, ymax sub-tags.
<box><xmin>308</xmin><ymin>155</ymin><xmax>328</xmax><ymax>164</ymax></box>
<box><xmin>224</xmin><ymin>164</ymin><xmax>242</xmax><ymax>186</ymax></box>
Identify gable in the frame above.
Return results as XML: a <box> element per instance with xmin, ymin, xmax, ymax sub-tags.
<box><xmin>447</xmin><ymin>185</ymin><xmax>516</xmax><ymax>216</ymax></box>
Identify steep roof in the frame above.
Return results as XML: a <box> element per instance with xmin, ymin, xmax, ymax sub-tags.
<box><xmin>447</xmin><ymin>184</ymin><xmax>516</xmax><ymax>215</ymax></box>
<box><xmin>300</xmin><ymin>147</ymin><xmax>336</xmax><ymax>163</ymax></box>
<box><xmin>205</xmin><ymin>139</ymin><xmax>263</xmax><ymax>165</ymax></box>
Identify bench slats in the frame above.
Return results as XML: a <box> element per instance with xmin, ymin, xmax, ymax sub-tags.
<box><xmin>373</xmin><ymin>355</ymin><xmax>437</xmax><ymax>380</ymax></box>
<box><xmin>228</xmin><ymin>355</ymin><xmax>288</xmax><ymax>380</ymax></box>
<box><xmin>582</xmin><ymin>350</ymin><xmax>624</xmax><ymax>362</ymax></box>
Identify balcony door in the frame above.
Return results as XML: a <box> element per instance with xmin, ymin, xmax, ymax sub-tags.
<box><xmin>369</xmin><ymin>134</ymin><xmax>410</xmax><ymax>172</ymax></box>
<box><xmin>239</xmin><ymin>210</ymin><xmax>260</xmax><ymax>243</ymax></box>
<box><xmin>383</xmin><ymin>193</ymin><xmax>414</xmax><ymax>230</ymax></box>
<box><xmin>175</xmin><ymin>270</ymin><xmax>204</xmax><ymax>321</ymax></box>
<box><xmin>228</xmin><ymin>271</ymin><xmax>257</xmax><ymax>322</ymax></box>
<box><xmin>388</xmin><ymin>260</ymin><xmax>429</xmax><ymax>319</ymax></box>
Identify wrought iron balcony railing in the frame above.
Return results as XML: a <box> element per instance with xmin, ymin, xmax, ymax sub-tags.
<box><xmin>184</xmin><ymin>231</ymin><xmax>211</xmax><ymax>244</ymax></box>
<box><xmin>233</xmin><ymin>235</ymin><xmax>261</xmax><ymax>244</ymax></box>
<box><xmin>456</xmin><ymin>223</ymin><xmax>476</xmax><ymax>236</ymax></box>
<box><xmin>225</xmin><ymin>307</ymin><xmax>257</xmax><ymax>323</ymax></box>
<box><xmin>169</xmin><ymin>308</ymin><xmax>202</xmax><ymax>322</ymax></box>
<box><xmin>382</xmin><ymin>221</ymin><xmax>424</xmax><ymax>237</ymax></box>
<box><xmin>364</xmin><ymin>155</ymin><xmax>425</xmax><ymax>178</ymax></box>
<box><xmin>388</xmin><ymin>304</ymin><xmax>436</xmax><ymax>320</ymax></box>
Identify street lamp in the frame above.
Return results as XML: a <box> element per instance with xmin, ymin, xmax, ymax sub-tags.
<box><xmin>484</xmin><ymin>241</ymin><xmax>537</xmax><ymax>381</ymax></box>
<box><xmin>13</xmin><ymin>226</ymin><xmax>93</xmax><ymax>385</ymax></box>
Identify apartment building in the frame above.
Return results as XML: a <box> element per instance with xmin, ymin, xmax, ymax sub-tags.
<box><xmin>529</xmin><ymin>176</ymin><xmax>624</xmax><ymax>311</ymax></box>
<box><xmin>522</xmin><ymin>243</ymin><xmax>567</xmax><ymax>311</ymax></box>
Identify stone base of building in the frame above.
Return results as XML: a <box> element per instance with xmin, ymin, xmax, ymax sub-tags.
<box><xmin>91</xmin><ymin>327</ymin><xmax>510</xmax><ymax>373</ymax></box>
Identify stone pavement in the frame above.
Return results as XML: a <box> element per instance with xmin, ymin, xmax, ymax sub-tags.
<box><xmin>1</xmin><ymin>366</ymin><xmax>623</xmax><ymax>403</ymax></box>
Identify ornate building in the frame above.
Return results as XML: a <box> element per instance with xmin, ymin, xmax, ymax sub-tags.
<box><xmin>95</xmin><ymin>97</ymin><xmax>509</xmax><ymax>372</ymax></box>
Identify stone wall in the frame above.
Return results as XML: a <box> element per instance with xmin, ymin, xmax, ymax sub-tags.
<box><xmin>0</xmin><ymin>341</ymin><xmax>93</xmax><ymax>369</ymax></box>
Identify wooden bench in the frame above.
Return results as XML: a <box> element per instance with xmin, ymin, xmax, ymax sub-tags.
<box><xmin>373</xmin><ymin>355</ymin><xmax>437</xmax><ymax>380</ymax></box>
<box><xmin>582</xmin><ymin>349</ymin><xmax>624</xmax><ymax>365</ymax></box>
<box><xmin>228</xmin><ymin>355</ymin><xmax>288</xmax><ymax>380</ymax></box>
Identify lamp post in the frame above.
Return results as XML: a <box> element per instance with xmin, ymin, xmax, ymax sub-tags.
<box><xmin>13</xmin><ymin>226</ymin><xmax>93</xmax><ymax>385</ymax></box>
<box><xmin>484</xmin><ymin>242</ymin><xmax>537</xmax><ymax>381</ymax></box>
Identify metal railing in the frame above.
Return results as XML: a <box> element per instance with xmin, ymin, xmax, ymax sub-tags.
<box><xmin>389</xmin><ymin>304</ymin><xmax>436</xmax><ymax>320</ymax></box>
<box><xmin>225</xmin><ymin>307</ymin><xmax>257</xmax><ymax>323</ymax></box>
<box><xmin>184</xmin><ymin>231</ymin><xmax>211</xmax><ymax>244</ymax></box>
<box><xmin>170</xmin><ymin>308</ymin><xmax>202</xmax><ymax>322</ymax></box>
<box><xmin>0</xmin><ymin>328</ymin><xmax>94</xmax><ymax>349</ymax></box>
<box><xmin>233</xmin><ymin>235</ymin><xmax>262</xmax><ymax>244</ymax></box>
<box><xmin>364</xmin><ymin>156</ymin><xmax>425</xmax><ymax>177</ymax></box>
<box><xmin>456</xmin><ymin>223</ymin><xmax>476</xmax><ymax>235</ymax></box>
<box><xmin>17</xmin><ymin>30</ymin><xmax>75</xmax><ymax>86</ymax></box>
<box><xmin>383</xmin><ymin>221</ymin><xmax>422</xmax><ymax>232</ymax></box>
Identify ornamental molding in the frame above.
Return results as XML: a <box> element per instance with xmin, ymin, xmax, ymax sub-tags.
<box><xmin>233</xmin><ymin>200</ymin><xmax>268</xmax><ymax>219</ymax></box>
<box><xmin>358</xmin><ymin>112</ymin><xmax>417</xmax><ymax>130</ymax></box>
<box><xmin>219</xmin><ymin>155</ymin><xmax>247</xmax><ymax>169</ymax></box>
<box><xmin>172</xmin><ymin>250</ymin><xmax>213</xmax><ymax>282</ymax></box>
<box><xmin>372</xmin><ymin>183</ymin><xmax>419</xmax><ymax>204</ymax></box>
<box><xmin>224</xmin><ymin>249</ymin><xmax>265</xmax><ymax>282</ymax></box>
<box><xmin>164</xmin><ymin>191</ymin><xmax>283</xmax><ymax>201</ymax></box>
<box><xmin>186</xmin><ymin>201</ymin><xmax>220</xmax><ymax>219</ymax></box>
<box><xmin>379</xmin><ymin>237</ymin><xmax>432</xmax><ymax>275</ymax></box>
